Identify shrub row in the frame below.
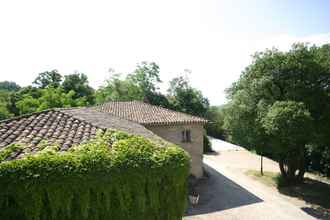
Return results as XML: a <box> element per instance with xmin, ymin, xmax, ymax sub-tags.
<box><xmin>0</xmin><ymin>130</ymin><xmax>190</xmax><ymax>220</ymax></box>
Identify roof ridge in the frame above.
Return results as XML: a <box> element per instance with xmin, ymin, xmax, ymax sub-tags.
<box><xmin>94</xmin><ymin>100</ymin><xmax>208</xmax><ymax>125</ymax></box>
<box><xmin>133</xmin><ymin>100</ymin><xmax>208</xmax><ymax>121</ymax></box>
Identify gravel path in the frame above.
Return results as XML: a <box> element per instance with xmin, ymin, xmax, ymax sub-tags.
<box><xmin>184</xmin><ymin>139</ymin><xmax>317</xmax><ymax>220</ymax></box>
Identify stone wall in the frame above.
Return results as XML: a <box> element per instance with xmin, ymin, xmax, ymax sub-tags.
<box><xmin>145</xmin><ymin>124</ymin><xmax>204</xmax><ymax>178</ymax></box>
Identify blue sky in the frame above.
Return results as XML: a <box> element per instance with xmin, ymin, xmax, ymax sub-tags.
<box><xmin>202</xmin><ymin>0</ymin><xmax>330</xmax><ymax>36</ymax></box>
<box><xmin>0</xmin><ymin>0</ymin><xmax>329</xmax><ymax>105</ymax></box>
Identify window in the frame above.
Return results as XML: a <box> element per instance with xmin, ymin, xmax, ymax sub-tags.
<box><xmin>181</xmin><ymin>130</ymin><xmax>191</xmax><ymax>143</ymax></box>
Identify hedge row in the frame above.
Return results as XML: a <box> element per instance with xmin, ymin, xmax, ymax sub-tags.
<box><xmin>0</xmin><ymin>130</ymin><xmax>190</xmax><ymax>220</ymax></box>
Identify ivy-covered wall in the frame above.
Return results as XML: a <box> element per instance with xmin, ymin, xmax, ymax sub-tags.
<box><xmin>0</xmin><ymin>130</ymin><xmax>190</xmax><ymax>220</ymax></box>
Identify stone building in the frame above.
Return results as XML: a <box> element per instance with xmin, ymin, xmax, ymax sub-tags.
<box><xmin>0</xmin><ymin>101</ymin><xmax>207</xmax><ymax>177</ymax></box>
<box><xmin>95</xmin><ymin>101</ymin><xmax>207</xmax><ymax>177</ymax></box>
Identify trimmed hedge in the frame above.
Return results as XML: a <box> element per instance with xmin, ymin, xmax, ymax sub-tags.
<box><xmin>0</xmin><ymin>130</ymin><xmax>190</xmax><ymax>220</ymax></box>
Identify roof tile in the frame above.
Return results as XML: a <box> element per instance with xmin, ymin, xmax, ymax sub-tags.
<box><xmin>94</xmin><ymin>101</ymin><xmax>207</xmax><ymax>125</ymax></box>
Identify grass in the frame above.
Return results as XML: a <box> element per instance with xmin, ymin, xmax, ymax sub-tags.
<box><xmin>245</xmin><ymin>170</ymin><xmax>279</xmax><ymax>187</ymax></box>
<box><xmin>245</xmin><ymin>169</ymin><xmax>330</xmax><ymax>219</ymax></box>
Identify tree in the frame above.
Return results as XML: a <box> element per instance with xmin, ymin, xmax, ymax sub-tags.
<box><xmin>16</xmin><ymin>95</ymin><xmax>40</xmax><ymax>115</ymax></box>
<box><xmin>33</xmin><ymin>70</ymin><xmax>62</xmax><ymax>88</ymax></box>
<box><xmin>62</xmin><ymin>73</ymin><xmax>95</xmax><ymax>104</ymax></box>
<box><xmin>96</xmin><ymin>62</ymin><xmax>162</xmax><ymax>103</ymax></box>
<box><xmin>0</xmin><ymin>91</ymin><xmax>13</xmax><ymax>120</ymax></box>
<box><xmin>168</xmin><ymin>75</ymin><xmax>209</xmax><ymax>117</ymax></box>
<box><xmin>262</xmin><ymin>101</ymin><xmax>312</xmax><ymax>183</ymax></box>
<box><xmin>205</xmin><ymin>106</ymin><xmax>225</xmax><ymax>139</ymax></box>
<box><xmin>128</xmin><ymin>61</ymin><xmax>161</xmax><ymax>94</ymax></box>
<box><xmin>144</xmin><ymin>92</ymin><xmax>173</xmax><ymax>108</ymax></box>
<box><xmin>96</xmin><ymin>73</ymin><xmax>144</xmax><ymax>103</ymax></box>
<box><xmin>0</xmin><ymin>81</ymin><xmax>20</xmax><ymax>92</ymax></box>
<box><xmin>224</xmin><ymin>43</ymin><xmax>330</xmax><ymax>180</ymax></box>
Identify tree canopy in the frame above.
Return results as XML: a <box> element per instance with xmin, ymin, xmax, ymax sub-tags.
<box><xmin>224</xmin><ymin>43</ymin><xmax>330</xmax><ymax>180</ymax></box>
<box><xmin>1</xmin><ymin>62</ymin><xmax>210</xmax><ymax>125</ymax></box>
<box><xmin>0</xmin><ymin>81</ymin><xmax>20</xmax><ymax>92</ymax></box>
<box><xmin>33</xmin><ymin>70</ymin><xmax>62</xmax><ymax>88</ymax></box>
<box><xmin>167</xmin><ymin>75</ymin><xmax>209</xmax><ymax>117</ymax></box>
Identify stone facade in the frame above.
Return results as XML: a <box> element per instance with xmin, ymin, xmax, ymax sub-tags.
<box><xmin>145</xmin><ymin>124</ymin><xmax>204</xmax><ymax>178</ymax></box>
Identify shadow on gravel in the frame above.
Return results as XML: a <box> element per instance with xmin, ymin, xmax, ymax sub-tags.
<box><xmin>278</xmin><ymin>178</ymin><xmax>330</xmax><ymax>220</ymax></box>
<box><xmin>185</xmin><ymin>164</ymin><xmax>263</xmax><ymax>216</ymax></box>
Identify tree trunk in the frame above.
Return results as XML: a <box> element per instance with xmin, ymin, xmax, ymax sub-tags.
<box><xmin>260</xmin><ymin>155</ymin><xmax>264</xmax><ymax>176</ymax></box>
<box><xmin>278</xmin><ymin>151</ymin><xmax>305</xmax><ymax>185</ymax></box>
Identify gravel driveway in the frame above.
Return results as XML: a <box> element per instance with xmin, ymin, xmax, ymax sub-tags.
<box><xmin>184</xmin><ymin>138</ymin><xmax>317</xmax><ymax>220</ymax></box>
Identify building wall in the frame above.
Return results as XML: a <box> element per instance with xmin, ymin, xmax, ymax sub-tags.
<box><xmin>145</xmin><ymin>124</ymin><xmax>204</xmax><ymax>178</ymax></box>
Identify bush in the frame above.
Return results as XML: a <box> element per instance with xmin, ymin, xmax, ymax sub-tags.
<box><xmin>0</xmin><ymin>130</ymin><xmax>190</xmax><ymax>220</ymax></box>
<box><xmin>203</xmin><ymin>134</ymin><xmax>213</xmax><ymax>153</ymax></box>
<box><xmin>275</xmin><ymin>174</ymin><xmax>290</xmax><ymax>188</ymax></box>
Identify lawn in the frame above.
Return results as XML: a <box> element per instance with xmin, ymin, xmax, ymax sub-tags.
<box><xmin>245</xmin><ymin>170</ymin><xmax>330</xmax><ymax>219</ymax></box>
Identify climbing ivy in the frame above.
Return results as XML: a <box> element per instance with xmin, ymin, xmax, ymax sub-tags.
<box><xmin>0</xmin><ymin>130</ymin><xmax>190</xmax><ymax>220</ymax></box>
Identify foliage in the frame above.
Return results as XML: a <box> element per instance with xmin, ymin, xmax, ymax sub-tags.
<box><xmin>0</xmin><ymin>81</ymin><xmax>21</xmax><ymax>92</ymax></box>
<box><xmin>145</xmin><ymin>92</ymin><xmax>173</xmax><ymax>108</ymax></box>
<box><xmin>15</xmin><ymin>87</ymin><xmax>89</xmax><ymax>115</ymax></box>
<box><xmin>127</xmin><ymin>61</ymin><xmax>161</xmax><ymax>94</ymax></box>
<box><xmin>203</xmin><ymin>134</ymin><xmax>212</xmax><ymax>153</ymax></box>
<box><xmin>33</xmin><ymin>70</ymin><xmax>62</xmax><ymax>88</ymax></box>
<box><xmin>0</xmin><ymin>91</ymin><xmax>13</xmax><ymax>120</ymax></box>
<box><xmin>167</xmin><ymin>75</ymin><xmax>209</xmax><ymax>117</ymax></box>
<box><xmin>96</xmin><ymin>65</ymin><xmax>209</xmax><ymax>119</ymax></box>
<box><xmin>96</xmin><ymin>73</ymin><xmax>144</xmax><ymax>103</ymax></box>
<box><xmin>0</xmin><ymin>102</ymin><xmax>12</xmax><ymax>120</ymax></box>
<box><xmin>96</xmin><ymin>62</ymin><xmax>162</xmax><ymax>104</ymax></box>
<box><xmin>205</xmin><ymin>106</ymin><xmax>225</xmax><ymax>139</ymax></box>
<box><xmin>0</xmin><ymin>130</ymin><xmax>190</xmax><ymax>220</ymax></box>
<box><xmin>224</xmin><ymin>43</ymin><xmax>330</xmax><ymax>178</ymax></box>
<box><xmin>2</xmin><ymin>71</ymin><xmax>95</xmax><ymax>116</ymax></box>
<box><xmin>261</xmin><ymin>101</ymin><xmax>312</xmax><ymax>154</ymax></box>
<box><xmin>62</xmin><ymin>73</ymin><xmax>95</xmax><ymax>104</ymax></box>
<box><xmin>261</xmin><ymin>101</ymin><xmax>313</xmax><ymax>183</ymax></box>
<box><xmin>0</xmin><ymin>144</ymin><xmax>24</xmax><ymax>162</ymax></box>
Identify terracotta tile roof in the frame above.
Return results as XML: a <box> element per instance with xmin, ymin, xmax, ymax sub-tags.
<box><xmin>94</xmin><ymin>101</ymin><xmax>208</xmax><ymax>126</ymax></box>
<box><xmin>0</xmin><ymin>107</ymin><xmax>163</xmax><ymax>160</ymax></box>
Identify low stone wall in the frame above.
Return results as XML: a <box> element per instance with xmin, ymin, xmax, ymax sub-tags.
<box><xmin>146</xmin><ymin>124</ymin><xmax>204</xmax><ymax>178</ymax></box>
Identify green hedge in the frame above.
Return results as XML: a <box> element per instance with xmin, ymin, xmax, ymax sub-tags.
<box><xmin>0</xmin><ymin>130</ymin><xmax>190</xmax><ymax>220</ymax></box>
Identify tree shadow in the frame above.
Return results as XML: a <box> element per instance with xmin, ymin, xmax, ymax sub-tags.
<box><xmin>278</xmin><ymin>178</ymin><xmax>330</xmax><ymax>219</ymax></box>
<box><xmin>204</xmin><ymin>150</ymin><xmax>219</xmax><ymax>156</ymax></box>
<box><xmin>185</xmin><ymin>164</ymin><xmax>263</xmax><ymax>216</ymax></box>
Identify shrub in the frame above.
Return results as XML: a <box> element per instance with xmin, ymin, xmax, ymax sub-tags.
<box><xmin>203</xmin><ymin>134</ymin><xmax>213</xmax><ymax>153</ymax></box>
<box><xmin>0</xmin><ymin>130</ymin><xmax>190</xmax><ymax>220</ymax></box>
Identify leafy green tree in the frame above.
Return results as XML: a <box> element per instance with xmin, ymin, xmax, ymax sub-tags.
<box><xmin>0</xmin><ymin>81</ymin><xmax>20</xmax><ymax>92</ymax></box>
<box><xmin>168</xmin><ymin>75</ymin><xmax>209</xmax><ymax>117</ymax></box>
<box><xmin>224</xmin><ymin>43</ymin><xmax>330</xmax><ymax>179</ymax></box>
<box><xmin>144</xmin><ymin>92</ymin><xmax>173</xmax><ymax>108</ymax></box>
<box><xmin>0</xmin><ymin>91</ymin><xmax>13</xmax><ymax>120</ymax></box>
<box><xmin>0</xmin><ymin>103</ymin><xmax>12</xmax><ymax>120</ymax></box>
<box><xmin>6</xmin><ymin>86</ymin><xmax>42</xmax><ymax>116</ymax></box>
<box><xmin>15</xmin><ymin>87</ymin><xmax>89</xmax><ymax>114</ymax></box>
<box><xmin>205</xmin><ymin>106</ymin><xmax>225</xmax><ymax>139</ymax></box>
<box><xmin>96</xmin><ymin>73</ymin><xmax>144</xmax><ymax>103</ymax></box>
<box><xmin>262</xmin><ymin>101</ymin><xmax>313</xmax><ymax>183</ymax></box>
<box><xmin>33</xmin><ymin>70</ymin><xmax>62</xmax><ymax>88</ymax></box>
<box><xmin>62</xmin><ymin>73</ymin><xmax>95</xmax><ymax>104</ymax></box>
<box><xmin>128</xmin><ymin>61</ymin><xmax>161</xmax><ymax>94</ymax></box>
<box><xmin>96</xmin><ymin>62</ymin><xmax>162</xmax><ymax>104</ymax></box>
<box><xmin>16</xmin><ymin>95</ymin><xmax>40</xmax><ymax>115</ymax></box>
